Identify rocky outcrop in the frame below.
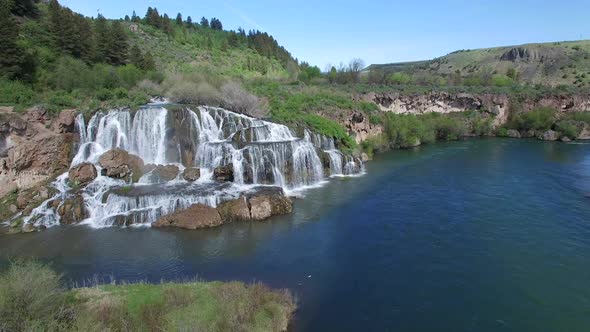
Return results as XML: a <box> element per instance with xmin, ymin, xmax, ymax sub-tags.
<box><xmin>98</xmin><ymin>149</ymin><xmax>144</xmax><ymax>182</ymax></box>
<box><xmin>152</xmin><ymin>204</ymin><xmax>223</xmax><ymax>229</ymax></box>
<box><xmin>68</xmin><ymin>162</ymin><xmax>97</xmax><ymax>186</ymax></box>
<box><xmin>143</xmin><ymin>164</ymin><xmax>179</xmax><ymax>183</ymax></box>
<box><xmin>344</xmin><ymin>112</ymin><xmax>384</xmax><ymax>144</ymax></box>
<box><xmin>52</xmin><ymin>109</ymin><xmax>77</xmax><ymax>133</ymax></box>
<box><xmin>507</xmin><ymin>129</ymin><xmax>521</xmax><ymax>138</ymax></box>
<box><xmin>217</xmin><ymin>197</ymin><xmax>251</xmax><ymax>222</ymax></box>
<box><xmin>57</xmin><ymin>195</ymin><xmax>87</xmax><ymax>225</ymax></box>
<box><xmin>214</xmin><ymin>165</ymin><xmax>234</xmax><ymax>182</ymax></box>
<box><xmin>182</xmin><ymin>167</ymin><xmax>201</xmax><ymax>182</ymax></box>
<box><xmin>247</xmin><ymin>187</ymin><xmax>293</xmax><ymax>221</ymax></box>
<box><xmin>539</xmin><ymin>130</ymin><xmax>559</xmax><ymax>141</ymax></box>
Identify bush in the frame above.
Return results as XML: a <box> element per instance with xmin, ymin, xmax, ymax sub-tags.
<box><xmin>168</xmin><ymin>81</ymin><xmax>220</xmax><ymax>105</ymax></box>
<box><xmin>0</xmin><ymin>260</ymin><xmax>69</xmax><ymax>332</ymax></box>
<box><xmin>509</xmin><ymin>107</ymin><xmax>556</xmax><ymax>131</ymax></box>
<box><xmin>555</xmin><ymin>120</ymin><xmax>580</xmax><ymax>138</ymax></box>
<box><xmin>0</xmin><ymin>79</ymin><xmax>36</xmax><ymax>105</ymax></box>
<box><xmin>220</xmin><ymin>82</ymin><xmax>265</xmax><ymax>117</ymax></box>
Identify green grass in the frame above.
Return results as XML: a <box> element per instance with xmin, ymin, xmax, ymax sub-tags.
<box><xmin>0</xmin><ymin>260</ymin><xmax>296</xmax><ymax>332</ymax></box>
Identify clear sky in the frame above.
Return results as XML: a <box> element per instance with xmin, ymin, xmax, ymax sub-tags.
<box><xmin>61</xmin><ymin>0</ymin><xmax>590</xmax><ymax>69</ymax></box>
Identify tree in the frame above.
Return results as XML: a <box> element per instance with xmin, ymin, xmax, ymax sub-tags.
<box><xmin>0</xmin><ymin>0</ymin><xmax>27</xmax><ymax>79</ymax></box>
<box><xmin>10</xmin><ymin>0</ymin><xmax>38</xmax><ymax>17</ymax></box>
<box><xmin>200</xmin><ymin>16</ymin><xmax>209</xmax><ymax>28</ymax></box>
<box><xmin>129</xmin><ymin>44</ymin><xmax>143</xmax><ymax>68</ymax></box>
<box><xmin>348</xmin><ymin>58</ymin><xmax>364</xmax><ymax>83</ymax></box>
<box><xmin>186</xmin><ymin>16</ymin><xmax>192</xmax><ymax>28</ymax></box>
<box><xmin>327</xmin><ymin>66</ymin><xmax>337</xmax><ymax>84</ymax></box>
<box><xmin>93</xmin><ymin>14</ymin><xmax>109</xmax><ymax>62</ymax></box>
<box><xmin>210</xmin><ymin>17</ymin><xmax>222</xmax><ymax>30</ymax></box>
<box><xmin>131</xmin><ymin>10</ymin><xmax>139</xmax><ymax>22</ymax></box>
<box><xmin>175</xmin><ymin>13</ymin><xmax>182</xmax><ymax>25</ymax></box>
<box><xmin>141</xmin><ymin>51</ymin><xmax>155</xmax><ymax>70</ymax></box>
<box><xmin>106</xmin><ymin>20</ymin><xmax>128</xmax><ymax>65</ymax></box>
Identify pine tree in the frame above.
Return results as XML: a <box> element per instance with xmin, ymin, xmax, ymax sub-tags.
<box><xmin>200</xmin><ymin>17</ymin><xmax>209</xmax><ymax>28</ymax></box>
<box><xmin>93</xmin><ymin>14</ymin><xmax>110</xmax><ymax>62</ymax></box>
<box><xmin>106</xmin><ymin>20</ymin><xmax>128</xmax><ymax>65</ymax></box>
<box><xmin>11</xmin><ymin>0</ymin><xmax>38</xmax><ymax>17</ymax></box>
<box><xmin>141</xmin><ymin>51</ymin><xmax>155</xmax><ymax>70</ymax></box>
<box><xmin>124</xmin><ymin>14</ymin><xmax>130</xmax><ymax>21</ymax></box>
<box><xmin>210</xmin><ymin>17</ymin><xmax>222</xmax><ymax>30</ymax></box>
<box><xmin>0</xmin><ymin>0</ymin><xmax>26</xmax><ymax>79</ymax></box>
<box><xmin>131</xmin><ymin>10</ymin><xmax>138</xmax><ymax>22</ymax></box>
<box><xmin>175</xmin><ymin>13</ymin><xmax>182</xmax><ymax>25</ymax></box>
<box><xmin>129</xmin><ymin>44</ymin><xmax>142</xmax><ymax>68</ymax></box>
<box><xmin>186</xmin><ymin>16</ymin><xmax>192</xmax><ymax>28</ymax></box>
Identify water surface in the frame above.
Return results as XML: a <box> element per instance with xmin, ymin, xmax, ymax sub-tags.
<box><xmin>2</xmin><ymin>139</ymin><xmax>590</xmax><ymax>332</ymax></box>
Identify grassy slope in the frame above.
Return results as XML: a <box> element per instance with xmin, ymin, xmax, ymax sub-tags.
<box><xmin>370</xmin><ymin>40</ymin><xmax>590</xmax><ymax>86</ymax></box>
<box><xmin>0</xmin><ymin>261</ymin><xmax>296</xmax><ymax>332</ymax></box>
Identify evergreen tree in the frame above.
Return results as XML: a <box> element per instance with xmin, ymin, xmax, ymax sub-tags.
<box><xmin>124</xmin><ymin>14</ymin><xmax>130</xmax><ymax>21</ymax></box>
<box><xmin>200</xmin><ymin>16</ymin><xmax>209</xmax><ymax>28</ymax></box>
<box><xmin>175</xmin><ymin>13</ymin><xmax>182</xmax><ymax>25</ymax></box>
<box><xmin>141</xmin><ymin>51</ymin><xmax>155</xmax><ymax>70</ymax></box>
<box><xmin>93</xmin><ymin>14</ymin><xmax>110</xmax><ymax>62</ymax></box>
<box><xmin>129</xmin><ymin>44</ymin><xmax>143</xmax><ymax>68</ymax></box>
<box><xmin>0</xmin><ymin>0</ymin><xmax>26</xmax><ymax>79</ymax></box>
<box><xmin>106</xmin><ymin>20</ymin><xmax>128</xmax><ymax>65</ymax></box>
<box><xmin>210</xmin><ymin>17</ymin><xmax>222</xmax><ymax>30</ymax></box>
<box><xmin>186</xmin><ymin>16</ymin><xmax>192</xmax><ymax>28</ymax></box>
<box><xmin>11</xmin><ymin>0</ymin><xmax>38</xmax><ymax>17</ymax></box>
<box><xmin>131</xmin><ymin>10</ymin><xmax>138</xmax><ymax>22</ymax></box>
<box><xmin>162</xmin><ymin>13</ymin><xmax>173</xmax><ymax>34</ymax></box>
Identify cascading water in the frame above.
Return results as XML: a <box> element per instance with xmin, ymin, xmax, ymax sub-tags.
<box><xmin>25</xmin><ymin>106</ymin><xmax>363</xmax><ymax>228</ymax></box>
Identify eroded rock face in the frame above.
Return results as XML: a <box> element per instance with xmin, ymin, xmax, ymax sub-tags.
<box><xmin>507</xmin><ymin>129</ymin><xmax>521</xmax><ymax>138</ymax></box>
<box><xmin>247</xmin><ymin>187</ymin><xmax>293</xmax><ymax>221</ymax></box>
<box><xmin>68</xmin><ymin>162</ymin><xmax>97</xmax><ymax>186</ymax></box>
<box><xmin>152</xmin><ymin>204</ymin><xmax>223</xmax><ymax>229</ymax></box>
<box><xmin>143</xmin><ymin>164</ymin><xmax>179</xmax><ymax>183</ymax></box>
<box><xmin>217</xmin><ymin>197</ymin><xmax>251</xmax><ymax>222</ymax></box>
<box><xmin>57</xmin><ymin>195</ymin><xmax>87</xmax><ymax>225</ymax></box>
<box><xmin>182</xmin><ymin>167</ymin><xmax>201</xmax><ymax>182</ymax></box>
<box><xmin>214</xmin><ymin>164</ymin><xmax>234</xmax><ymax>182</ymax></box>
<box><xmin>52</xmin><ymin>109</ymin><xmax>77</xmax><ymax>133</ymax></box>
<box><xmin>98</xmin><ymin>149</ymin><xmax>144</xmax><ymax>182</ymax></box>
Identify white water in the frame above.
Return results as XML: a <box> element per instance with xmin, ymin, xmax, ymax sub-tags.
<box><xmin>25</xmin><ymin>106</ymin><xmax>363</xmax><ymax>228</ymax></box>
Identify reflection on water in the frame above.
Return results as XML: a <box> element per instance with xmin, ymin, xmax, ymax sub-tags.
<box><xmin>2</xmin><ymin>138</ymin><xmax>590</xmax><ymax>332</ymax></box>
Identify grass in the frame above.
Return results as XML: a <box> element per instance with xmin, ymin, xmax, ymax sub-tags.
<box><xmin>0</xmin><ymin>260</ymin><xmax>297</xmax><ymax>332</ymax></box>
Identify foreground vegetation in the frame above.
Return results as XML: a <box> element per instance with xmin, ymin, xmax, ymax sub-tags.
<box><xmin>0</xmin><ymin>261</ymin><xmax>296</xmax><ymax>332</ymax></box>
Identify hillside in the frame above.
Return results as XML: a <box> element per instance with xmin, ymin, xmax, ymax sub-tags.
<box><xmin>369</xmin><ymin>40</ymin><xmax>590</xmax><ymax>87</ymax></box>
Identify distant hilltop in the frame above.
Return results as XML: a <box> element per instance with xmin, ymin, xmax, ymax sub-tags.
<box><xmin>367</xmin><ymin>40</ymin><xmax>590</xmax><ymax>87</ymax></box>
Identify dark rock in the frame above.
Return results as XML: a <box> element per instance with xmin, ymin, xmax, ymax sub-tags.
<box><xmin>522</xmin><ymin>130</ymin><xmax>536</xmax><ymax>138</ymax></box>
<box><xmin>182</xmin><ymin>167</ymin><xmax>201</xmax><ymax>182</ymax></box>
<box><xmin>22</xmin><ymin>224</ymin><xmax>36</xmax><ymax>233</ymax></box>
<box><xmin>98</xmin><ymin>149</ymin><xmax>144</xmax><ymax>182</ymax></box>
<box><xmin>69</xmin><ymin>162</ymin><xmax>97</xmax><ymax>186</ymax></box>
<box><xmin>214</xmin><ymin>164</ymin><xmax>234</xmax><ymax>182</ymax></box>
<box><xmin>507</xmin><ymin>129</ymin><xmax>521</xmax><ymax>138</ymax></box>
<box><xmin>152</xmin><ymin>204</ymin><xmax>223</xmax><ymax>229</ymax></box>
<box><xmin>247</xmin><ymin>187</ymin><xmax>293</xmax><ymax>221</ymax></box>
<box><xmin>539</xmin><ymin>130</ymin><xmax>559</xmax><ymax>141</ymax></box>
<box><xmin>217</xmin><ymin>197</ymin><xmax>251</xmax><ymax>222</ymax></box>
<box><xmin>143</xmin><ymin>164</ymin><xmax>179</xmax><ymax>183</ymax></box>
<box><xmin>57</xmin><ymin>195</ymin><xmax>87</xmax><ymax>225</ymax></box>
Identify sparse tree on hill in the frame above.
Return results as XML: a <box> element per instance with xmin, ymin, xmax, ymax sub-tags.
<box><xmin>200</xmin><ymin>16</ymin><xmax>209</xmax><ymax>28</ymax></box>
<box><xmin>142</xmin><ymin>51</ymin><xmax>155</xmax><ymax>70</ymax></box>
<box><xmin>176</xmin><ymin>13</ymin><xmax>182</xmax><ymax>25</ymax></box>
<box><xmin>186</xmin><ymin>16</ymin><xmax>192</xmax><ymax>28</ymax></box>
<box><xmin>210</xmin><ymin>17</ymin><xmax>222</xmax><ymax>30</ymax></box>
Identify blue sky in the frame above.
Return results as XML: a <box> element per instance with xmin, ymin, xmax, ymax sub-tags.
<box><xmin>61</xmin><ymin>0</ymin><xmax>590</xmax><ymax>68</ymax></box>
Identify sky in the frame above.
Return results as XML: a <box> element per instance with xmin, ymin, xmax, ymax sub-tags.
<box><xmin>61</xmin><ymin>0</ymin><xmax>590</xmax><ymax>69</ymax></box>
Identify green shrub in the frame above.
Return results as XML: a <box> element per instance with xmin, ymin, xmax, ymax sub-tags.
<box><xmin>496</xmin><ymin>127</ymin><xmax>509</xmax><ymax>137</ymax></box>
<box><xmin>555</xmin><ymin>120</ymin><xmax>580</xmax><ymax>138</ymax></box>
<box><xmin>509</xmin><ymin>107</ymin><xmax>556</xmax><ymax>131</ymax></box>
<box><xmin>0</xmin><ymin>79</ymin><xmax>36</xmax><ymax>105</ymax></box>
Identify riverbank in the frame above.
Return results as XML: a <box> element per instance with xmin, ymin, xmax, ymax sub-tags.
<box><xmin>0</xmin><ymin>261</ymin><xmax>296</xmax><ymax>332</ymax></box>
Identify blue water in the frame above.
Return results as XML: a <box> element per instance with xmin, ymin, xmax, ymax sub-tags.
<box><xmin>2</xmin><ymin>138</ymin><xmax>590</xmax><ymax>331</ymax></box>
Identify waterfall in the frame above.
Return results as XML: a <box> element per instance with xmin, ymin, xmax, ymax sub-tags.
<box><xmin>25</xmin><ymin>106</ymin><xmax>363</xmax><ymax>228</ymax></box>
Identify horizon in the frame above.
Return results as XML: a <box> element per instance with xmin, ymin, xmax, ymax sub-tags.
<box><xmin>60</xmin><ymin>0</ymin><xmax>590</xmax><ymax>68</ymax></box>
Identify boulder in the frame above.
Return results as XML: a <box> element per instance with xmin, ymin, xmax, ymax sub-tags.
<box><xmin>507</xmin><ymin>129</ymin><xmax>521</xmax><ymax>138</ymax></box>
<box><xmin>52</xmin><ymin>109</ymin><xmax>77</xmax><ymax>133</ymax></box>
<box><xmin>539</xmin><ymin>130</ymin><xmax>559</xmax><ymax>141</ymax></box>
<box><xmin>522</xmin><ymin>130</ymin><xmax>536</xmax><ymax>138</ymax></box>
<box><xmin>182</xmin><ymin>167</ymin><xmax>201</xmax><ymax>182</ymax></box>
<box><xmin>143</xmin><ymin>164</ymin><xmax>179</xmax><ymax>183</ymax></box>
<box><xmin>217</xmin><ymin>197</ymin><xmax>251</xmax><ymax>222</ymax></box>
<box><xmin>361</xmin><ymin>153</ymin><xmax>370</xmax><ymax>162</ymax></box>
<box><xmin>98</xmin><ymin>149</ymin><xmax>144</xmax><ymax>182</ymax></box>
<box><xmin>25</xmin><ymin>106</ymin><xmax>49</xmax><ymax>123</ymax></box>
<box><xmin>247</xmin><ymin>187</ymin><xmax>293</xmax><ymax>221</ymax></box>
<box><xmin>57</xmin><ymin>195</ymin><xmax>87</xmax><ymax>225</ymax></box>
<box><xmin>214</xmin><ymin>164</ymin><xmax>234</xmax><ymax>182</ymax></box>
<box><xmin>560</xmin><ymin>136</ymin><xmax>572</xmax><ymax>142</ymax></box>
<box><xmin>69</xmin><ymin>162</ymin><xmax>97</xmax><ymax>186</ymax></box>
<box><xmin>22</xmin><ymin>223</ymin><xmax>36</xmax><ymax>233</ymax></box>
<box><xmin>152</xmin><ymin>204</ymin><xmax>223</xmax><ymax>229</ymax></box>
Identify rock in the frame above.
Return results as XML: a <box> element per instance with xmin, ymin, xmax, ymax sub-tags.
<box><xmin>38</xmin><ymin>186</ymin><xmax>50</xmax><ymax>200</ymax></box>
<box><xmin>560</xmin><ymin>136</ymin><xmax>572</xmax><ymax>142</ymax></box>
<box><xmin>578</xmin><ymin>124</ymin><xmax>590</xmax><ymax>140</ymax></box>
<box><xmin>69</xmin><ymin>162</ymin><xmax>97</xmax><ymax>186</ymax></box>
<box><xmin>217</xmin><ymin>197</ymin><xmax>251</xmax><ymax>222</ymax></box>
<box><xmin>52</xmin><ymin>109</ymin><xmax>77</xmax><ymax>133</ymax></box>
<box><xmin>182</xmin><ymin>167</ymin><xmax>201</xmax><ymax>182</ymax></box>
<box><xmin>152</xmin><ymin>204</ymin><xmax>223</xmax><ymax>229</ymax></box>
<box><xmin>49</xmin><ymin>199</ymin><xmax>61</xmax><ymax>209</ymax></box>
<box><xmin>25</xmin><ymin>106</ymin><xmax>49</xmax><ymax>123</ymax></box>
<box><xmin>57</xmin><ymin>195</ymin><xmax>87</xmax><ymax>225</ymax></box>
<box><xmin>98</xmin><ymin>149</ymin><xmax>144</xmax><ymax>182</ymax></box>
<box><xmin>16</xmin><ymin>192</ymin><xmax>30</xmax><ymax>209</ymax></box>
<box><xmin>22</xmin><ymin>224</ymin><xmax>36</xmax><ymax>233</ymax></box>
<box><xmin>247</xmin><ymin>187</ymin><xmax>293</xmax><ymax>221</ymax></box>
<box><xmin>522</xmin><ymin>130</ymin><xmax>536</xmax><ymax>138</ymax></box>
<box><xmin>539</xmin><ymin>130</ymin><xmax>559</xmax><ymax>141</ymax></box>
<box><xmin>9</xmin><ymin>204</ymin><xmax>17</xmax><ymax>213</ymax></box>
<box><xmin>214</xmin><ymin>164</ymin><xmax>234</xmax><ymax>182</ymax></box>
<box><xmin>143</xmin><ymin>164</ymin><xmax>179</xmax><ymax>183</ymax></box>
<box><xmin>507</xmin><ymin>129</ymin><xmax>521</xmax><ymax>138</ymax></box>
<box><xmin>360</xmin><ymin>153</ymin><xmax>370</xmax><ymax>162</ymax></box>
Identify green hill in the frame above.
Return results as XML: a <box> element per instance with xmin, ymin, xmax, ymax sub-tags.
<box><xmin>369</xmin><ymin>40</ymin><xmax>590</xmax><ymax>87</ymax></box>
